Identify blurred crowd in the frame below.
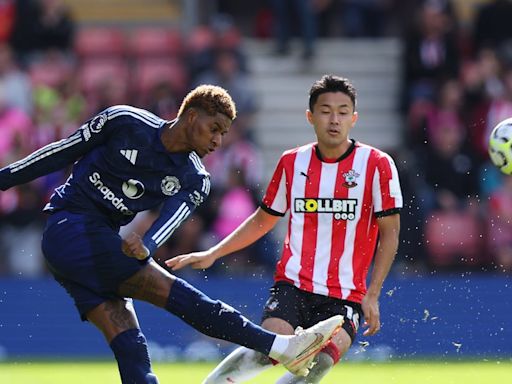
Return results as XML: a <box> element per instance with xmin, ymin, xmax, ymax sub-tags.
<box><xmin>1</xmin><ymin>0</ymin><xmax>512</xmax><ymax>277</ymax></box>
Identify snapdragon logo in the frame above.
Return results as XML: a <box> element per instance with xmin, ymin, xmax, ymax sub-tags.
<box><xmin>89</xmin><ymin>172</ymin><xmax>133</xmax><ymax>215</ymax></box>
<box><xmin>294</xmin><ymin>198</ymin><xmax>357</xmax><ymax>221</ymax></box>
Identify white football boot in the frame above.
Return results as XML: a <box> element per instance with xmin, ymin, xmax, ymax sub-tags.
<box><xmin>276</xmin><ymin>315</ymin><xmax>343</xmax><ymax>377</ymax></box>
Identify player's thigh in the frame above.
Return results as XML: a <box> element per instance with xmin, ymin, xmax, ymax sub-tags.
<box><xmin>310</xmin><ymin>299</ymin><xmax>363</xmax><ymax>347</ymax></box>
<box><xmin>42</xmin><ymin>211</ymin><xmax>150</xmax><ymax>292</ymax></box>
<box><xmin>261</xmin><ymin>317</ymin><xmax>295</xmax><ymax>335</ymax></box>
<box><xmin>261</xmin><ymin>282</ymin><xmax>306</xmax><ymax>331</ymax></box>
<box><xmin>87</xmin><ymin>298</ymin><xmax>140</xmax><ymax>343</ymax></box>
<box><xmin>117</xmin><ymin>259</ymin><xmax>176</xmax><ymax>308</ymax></box>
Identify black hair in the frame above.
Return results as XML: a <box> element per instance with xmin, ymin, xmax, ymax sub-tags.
<box><xmin>308</xmin><ymin>74</ymin><xmax>357</xmax><ymax>112</ymax></box>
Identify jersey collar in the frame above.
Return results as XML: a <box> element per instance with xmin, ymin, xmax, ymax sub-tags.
<box><xmin>314</xmin><ymin>139</ymin><xmax>356</xmax><ymax>163</ymax></box>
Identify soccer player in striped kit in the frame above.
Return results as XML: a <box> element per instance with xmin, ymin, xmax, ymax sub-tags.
<box><xmin>0</xmin><ymin>84</ymin><xmax>344</xmax><ymax>383</ymax></box>
<box><xmin>167</xmin><ymin>75</ymin><xmax>403</xmax><ymax>383</ymax></box>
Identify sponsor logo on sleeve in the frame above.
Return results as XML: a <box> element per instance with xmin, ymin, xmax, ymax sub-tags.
<box><xmin>189</xmin><ymin>190</ymin><xmax>204</xmax><ymax>207</ymax></box>
<box><xmin>81</xmin><ymin>124</ymin><xmax>92</xmax><ymax>141</ymax></box>
<box><xmin>89</xmin><ymin>113</ymin><xmax>108</xmax><ymax>133</ymax></box>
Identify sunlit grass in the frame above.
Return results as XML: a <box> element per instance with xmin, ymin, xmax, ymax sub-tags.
<box><xmin>1</xmin><ymin>360</ymin><xmax>511</xmax><ymax>383</ymax></box>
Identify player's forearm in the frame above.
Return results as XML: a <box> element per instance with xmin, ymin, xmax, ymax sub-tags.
<box><xmin>210</xmin><ymin>208</ymin><xmax>278</xmax><ymax>260</ymax></box>
<box><xmin>366</xmin><ymin>233</ymin><xmax>399</xmax><ymax>298</ymax></box>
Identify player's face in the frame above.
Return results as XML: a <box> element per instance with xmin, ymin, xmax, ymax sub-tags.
<box><xmin>307</xmin><ymin>92</ymin><xmax>358</xmax><ymax>150</ymax></box>
<box><xmin>189</xmin><ymin>110</ymin><xmax>231</xmax><ymax>157</ymax></box>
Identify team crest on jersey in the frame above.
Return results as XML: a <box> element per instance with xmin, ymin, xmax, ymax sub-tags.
<box><xmin>264</xmin><ymin>297</ymin><xmax>279</xmax><ymax>312</ymax></box>
<box><xmin>89</xmin><ymin>113</ymin><xmax>108</xmax><ymax>133</ymax></box>
<box><xmin>342</xmin><ymin>169</ymin><xmax>359</xmax><ymax>188</ymax></box>
<box><xmin>161</xmin><ymin>176</ymin><xmax>181</xmax><ymax>196</ymax></box>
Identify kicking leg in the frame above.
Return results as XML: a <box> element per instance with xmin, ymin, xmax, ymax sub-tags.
<box><xmin>87</xmin><ymin>299</ymin><xmax>158</xmax><ymax>384</ymax></box>
<box><xmin>118</xmin><ymin>261</ymin><xmax>342</xmax><ymax>376</ymax></box>
<box><xmin>203</xmin><ymin>317</ymin><xmax>294</xmax><ymax>383</ymax></box>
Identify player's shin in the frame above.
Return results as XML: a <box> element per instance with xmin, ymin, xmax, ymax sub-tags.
<box><xmin>275</xmin><ymin>340</ymin><xmax>340</xmax><ymax>384</ymax></box>
<box><xmin>275</xmin><ymin>351</ymin><xmax>335</xmax><ymax>384</ymax></box>
<box><xmin>165</xmin><ymin>277</ymin><xmax>277</xmax><ymax>354</ymax></box>
<box><xmin>109</xmin><ymin>328</ymin><xmax>159</xmax><ymax>384</ymax></box>
<box><xmin>203</xmin><ymin>347</ymin><xmax>273</xmax><ymax>384</ymax></box>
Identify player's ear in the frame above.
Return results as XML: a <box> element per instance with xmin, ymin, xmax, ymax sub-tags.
<box><xmin>352</xmin><ymin>111</ymin><xmax>358</xmax><ymax>125</ymax></box>
<box><xmin>306</xmin><ymin>109</ymin><xmax>313</xmax><ymax>124</ymax></box>
<box><xmin>186</xmin><ymin>107</ymin><xmax>198</xmax><ymax>123</ymax></box>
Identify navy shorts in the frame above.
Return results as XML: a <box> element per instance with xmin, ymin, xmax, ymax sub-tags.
<box><xmin>42</xmin><ymin>210</ymin><xmax>151</xmax><ymax>320</ymax></box>
<box><xmin>261</xmin><ymin>282</ymin><xmax>363</xmax><ymax>342</ymax></box>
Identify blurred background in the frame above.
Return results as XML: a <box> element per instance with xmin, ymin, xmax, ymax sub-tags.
<box><xmin>0</xmin><ymin>0</ymin><xmax>511</xmax><ymax>363</ymax></box>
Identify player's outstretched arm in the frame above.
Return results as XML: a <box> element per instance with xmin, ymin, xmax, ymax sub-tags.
<box><xmin>165</xmin><ymin>207</ymin><xmax>280</xmax><ymax>271</ymax></box>
<box><xmin>362</xmin><ymin>213</ymin><xmax>400</xmax><ymax>336</ymax></box>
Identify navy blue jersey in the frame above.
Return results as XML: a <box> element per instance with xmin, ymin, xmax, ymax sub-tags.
<box><xmin>0</xmin><ymin>105</ymin><xmax>210</xmax><ymax>255</ymax></box>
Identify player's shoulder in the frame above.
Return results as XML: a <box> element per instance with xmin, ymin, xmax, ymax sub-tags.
<box><xmin>354</xmin><ymin>141</ymin><xmax>394</xmax><ymax>161</ymax></box>
<box><xmin>104</xmin><ymin>105</ymin><xmax>166</xmax><ymax>128</ymax></box>
<box><xmin>183</xmin><ymin>151</ymin><xmax>211</xmax><ymax>198</ymax></box>
<box><xmin>280</xmin><ymin>142</ymin><xmax>316</xmax><ymax>159</ymax></box>
<box><xmin>187</xmin><ymin>151</ymin><xmax>211</xmax><ymax>179</ymax></box>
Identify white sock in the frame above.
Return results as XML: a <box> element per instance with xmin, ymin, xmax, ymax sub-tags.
<box><xmin>268</xmin><ymin>335</ymin><xmax>292</xmax><ymax>360</ymax></box>
<box><xmin>203</xmin><ymin>347</ymin><xmax>272</xmax><ymax>383</ymax></box>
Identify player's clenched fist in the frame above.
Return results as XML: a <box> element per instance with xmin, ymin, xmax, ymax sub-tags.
<box><xmin>122</xmin><ymin>232</ymin><xmax>150</xmax><ymax>260</ymax></box>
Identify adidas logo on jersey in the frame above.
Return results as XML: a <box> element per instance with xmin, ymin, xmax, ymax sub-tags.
<box><xmin>120</xmin><ymin>149</ymin><xmax>138</xmax><ymax>165</ymax></box>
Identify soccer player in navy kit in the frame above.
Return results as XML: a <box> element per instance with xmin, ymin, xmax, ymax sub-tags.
<box><xmin>0</xmin><ymin>85</ymin><xmax>343</xmax><ymax>383</ymax></box>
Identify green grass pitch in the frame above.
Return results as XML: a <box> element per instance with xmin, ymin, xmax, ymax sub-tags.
<box><xmin>1</xmin><ymin>361</ymin><xmax>511</xmax><ymax>383</ymax></box>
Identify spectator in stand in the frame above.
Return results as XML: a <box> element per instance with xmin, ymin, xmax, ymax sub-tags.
<box><xmin>407</xmin><ymin>78</ymin><xmax>465</xmax><ymax>149</ymax></box>
<box><xmin>402</xmin><ymin>0</ymin><xmax>460</xmax><ymax>110</ymax></box>
<box><xmin>0</xmin><ymin>0</ymin><xmax>15</xmax><ymax>43</ymax></box>
<box><xmin>473</xmin><ymin>0</ymin><xmax>512</xmax><ymax>52</ymax></box>
<box><xmin>468</xmin><ymin>63</ymin><xmax>512</xmax><ymax>164</ymax></box>
<box><xmin>340</xmin><ymin>0</ymin><xmax>393</xmax><ymax>37</ymax></box>
<box><xmin>194</xmin><ymin>48</ymin><xmax>258</xmax><ymax>140</ymax></box>
<box><xmin>270</xmin><ymin>0</ymin><xmax>317</xmax><ymax>60</ymax></box>
<box><xmin>488</xmin><ymin>175</ymin><xmax>512</xmax><ymax>273</ymax></box>
<box><xmin>146</xmin><ymin>82</ymin><xmax>179</xmax><ymax>121</ymax></box>
<box><xmin>415</xmin><ymin>111</ymin><xmax>479</xmax><ymax>215</ymax></box>
<box><xmin>0</xmin><ymin>87</ymin><xmax>33</xmax><ymax>167</ymax></box>
<box><xmin>0</xmin><ymin>182</ymin><xmax>46</xmax><ymax>277</ymax></box>
<box><xmin>0</xmin><ymin>43</ymin><xmax>33</xmax><ymax>114</ymax></box>
<box><xmin>10</xmin><ymin>0</ymin><xmax>75</xmax><ymax>65</ymax></box>
<box><xmin>202</xmin><ymin>122</ymin><xmax>263</xmax><ymax>192</ymax></box>
<box><xmin>0</xmin><ymin>87</ymin><xmax>44</xmax><ymax>277</ymax></box>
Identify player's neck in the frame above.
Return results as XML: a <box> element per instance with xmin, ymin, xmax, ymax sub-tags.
<box><xmin>160</xmin><ymin>120</ymin><xmax>190</xmax><ymax>153</ymax></box>
<box><xmin>316</xmin><ymin>140</ymin><xmax>352</xmax><ymax>162</ymax></box>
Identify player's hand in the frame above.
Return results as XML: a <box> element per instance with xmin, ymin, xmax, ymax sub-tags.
<box><xmin>122</xmin><ymin>232</ymin><xmax>150</xmax><ymax>260</ymax></box>
<box><xmin>361</xmin><ymin>294</ymin><xmax>380</xmax><ymax>336</ymax></box>
<box><xmin>165</xmin><ymin>251</ymin><xmax>216</xmax><ymax>271</ymax></box>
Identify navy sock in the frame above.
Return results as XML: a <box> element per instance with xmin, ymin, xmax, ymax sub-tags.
<box><xmin>166</xmin><ymin>277</ymin><xmax>276</xmax><ymax>355</ymax></box>
<box><xmin>110</xmin><ymin>328</ymin><xmax>159</xmax><ymax>384</ymax></box>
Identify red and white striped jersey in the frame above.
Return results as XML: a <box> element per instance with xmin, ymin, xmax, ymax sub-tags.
<box><xmin>261</xmin><ymin>141</ymin><xmax>402</xmax><ymax>303</ymax></box>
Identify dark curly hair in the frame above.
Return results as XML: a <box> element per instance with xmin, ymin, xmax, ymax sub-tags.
<box><xmin>178</xmin><ymin>84</ymin><xmax>237</xmax><ymax>120</ymax></box>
